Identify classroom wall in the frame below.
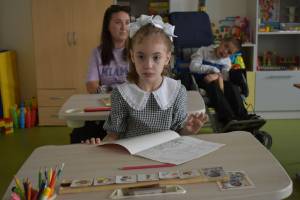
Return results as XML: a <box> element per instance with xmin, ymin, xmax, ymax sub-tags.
<box><xmin>169</xmin><ymin>0</ymin><xmax>198</xmax><ymax>12</ymax></box>
<box><xmin>0</xmin><ymin>0</ymin><xmax>36</xmax><ymax>100</ymax></box>
<box><xmin>206</xmin><ymin>0</ymin><xmax>247</xmax><ymax>25</ymax></box>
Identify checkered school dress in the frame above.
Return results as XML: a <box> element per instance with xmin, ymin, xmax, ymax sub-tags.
<box><xmin>103</xmin><ymin>79</ymin><xmax>188</xmax><ymax>138</ymax></box>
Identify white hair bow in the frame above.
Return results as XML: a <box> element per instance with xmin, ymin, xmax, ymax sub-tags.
<box><xmin>129</xmin><ymin>15</ymin><xmax>177</xmax><ymax>41</ymax></box>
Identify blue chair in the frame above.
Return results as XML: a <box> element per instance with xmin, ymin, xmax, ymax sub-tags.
<box><xmin>169</xmin><ymin>11</ymin><xmax>213</xmax><ymax>90</ymax></box>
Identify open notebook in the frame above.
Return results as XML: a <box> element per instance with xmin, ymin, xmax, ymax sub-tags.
<box><xmin>100</xmin><ymin>130</ymin><xmax>225</xmax><ymax>165</ymax></box>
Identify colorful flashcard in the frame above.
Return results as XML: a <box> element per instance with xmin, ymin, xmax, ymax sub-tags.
<box><xmin>179</xmin><ymin>169</ymin><xmax>201</xmax><ymax>179</ymax></box>
<box><xmin>70</xmin><ymin>179</ymin><xmax>93</xmax><ymax>187</ymax></box>
<box><xmin>217</xmin><ymin>171</ymin><xmax>255</xmax><ymax>190</ymax></box>
<box><xmin>158</xmin><ymin>171</ymin><xmax>179</xmax><ymax>179</ymax></box>
<box><xmin>93</xmin><ymin>176</ymin><xmax>115</xmax><ymax>186</ymax></box>
<box><xmin>137</xmin><ymin>173</ymin><xmax>159</xmax><ymax>182</ymax></box>
<box><xmin>116</xmin><ymin>175</ymin><xmax>137</xmax><ymax>184</ymax></box>
<box><xmin>201</xmin><ymin>166</ymin><xmax>225</xmax><ymax>179</ymax></box>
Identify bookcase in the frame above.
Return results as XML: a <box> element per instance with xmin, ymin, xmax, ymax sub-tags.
<box><xmin>254</xmin><ymin>0</ymin><xmax>300</xmax><ymax>118</ymax></box>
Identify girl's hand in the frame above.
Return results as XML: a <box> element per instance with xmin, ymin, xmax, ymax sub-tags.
<box><xmin>81</xmin><ymin>132</ymin><xmax>118</xmax><ymax>145</ymax></box>
<box><xmin>182</xmin><ymin>112</ymin><xmax>208</xmax><ymax>135</ymax></box>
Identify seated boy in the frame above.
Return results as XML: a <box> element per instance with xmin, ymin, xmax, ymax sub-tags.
<box><xmin>189</xmin><ymin>37</ymin><xmax>250</xmax><ymax>125</ymax></box>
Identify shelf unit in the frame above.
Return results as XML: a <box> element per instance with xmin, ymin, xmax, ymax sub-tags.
<box><xmin>254</xmin><ymin>0</ymin><xmax>300</xmax><ymax>118</ymax></box>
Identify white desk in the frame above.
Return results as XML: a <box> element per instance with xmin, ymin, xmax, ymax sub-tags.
<box><xmin>3</xmin><ymin>132</ymin><xmax>292</xmax><ymax>200</ymax></box>
<box><xmin>58</xmin><ymin>91</ymin><xmax>206</xmax><ymax>127</ymax></box>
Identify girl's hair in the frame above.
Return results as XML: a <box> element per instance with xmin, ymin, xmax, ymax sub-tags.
<box><xmin>127</xmin><ymin>23</ymin><xmax>172</xmax><ymax>83</ymax></box>
<box><xmin>98</xmin><ymin>5</ymin><xmax>130</xmax><ymax>65</ymax></box>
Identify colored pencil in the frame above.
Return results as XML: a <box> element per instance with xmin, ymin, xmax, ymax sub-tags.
<box><xmin>119</xmin><ymin>163</ymin><xmax>176</xmax><ymax>170</ymax></box>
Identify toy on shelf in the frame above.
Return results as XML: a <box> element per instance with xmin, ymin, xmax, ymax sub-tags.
<box><xmin>257</xmin><ymin>51</ymin><xmax>300</xmax><ymax>71</ymax></box>
<box><xmin>280</xmin><ymin>22</ymin><xmax>300</xmax><ymax>31</ymax></box>
<box><xmin>276</xmin><ymin>55</ymin><xmax>300</xmax><ymax>67</ymax></box>
<box><xmin>31</xmin><ymin>97</ymin><xmax>38</xmax><ymax>127</ymax></box>
<box><xmin>258</xmin><ymin>0</ymin><xmax>280</xmax><ymax>32</ymax></box>
<box><xmin>259</xmin><ymin>0</ymin><xmax>280</xmax><ymax>23</ymax></box>
<box><xmin>258</xmin><ymin>21</ymin><xmax>281</xmax><ymax>32</ymax></box>
<box><xmin>287</xmin><ymin>6</ymin><xmax>297</xmax><ymax>23</ymax></box>
<box><xmin>10</xmin><ymin>104</ymin><xmax>18</xmax><ymax>129</ymax></box>
<box><xmin>0</xmin><ymin>118</ymin><xmax>13</xmax><ymax>134</ymax></box>
<box><xmin>198</xmin><ymin>0</ymin><xmax>206</xmax><ymax>12</ymax></box>
<box><xmin>6</xmin><ymin>97</ymin><xmax>38</xmax><ymax>131</ymax></box>
<box><xmin>19</xmin><ymin>102</ymin><xmax>25</xmax><ymax>129</ymax></box>
<box><xmin>148</xmin><ymin>1</ymin><xmax>169</xmax><ymax>22</ymax></box>
<box><xmin>212</xmin><ymin>16</ymin><xmax>251</xmax><ymax>44</ymax></box>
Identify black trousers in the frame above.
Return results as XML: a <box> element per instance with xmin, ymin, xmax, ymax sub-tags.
<box><xmin>196</xmin><ymin>78</ymin><xmax>248</xmax><ymax>124</ymax></box>
<box><xmin>70</xmin><ymin>121</ymin><xmax>107</xmax><ymax>143</ymax></box>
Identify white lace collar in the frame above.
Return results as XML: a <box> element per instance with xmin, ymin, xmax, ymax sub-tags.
<box><xmin>117</xmin><ymin>77</ymin><xmax>181</xmax><ymax>110</ymax></box>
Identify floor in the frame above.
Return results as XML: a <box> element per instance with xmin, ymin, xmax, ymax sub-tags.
<box><xmin>0</xmin><ymin>119</ymin><xmax>299</xmax><ymax>199</ymax></box>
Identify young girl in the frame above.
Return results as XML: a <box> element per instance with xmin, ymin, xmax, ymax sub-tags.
<box><xmin>101</xmin><ymin>15</ymin><xmax>208</xmax><ymax>142</ymax></box>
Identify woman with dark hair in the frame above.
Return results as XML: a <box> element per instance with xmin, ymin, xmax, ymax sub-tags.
<box><xmin>86</xmin><ymin>5</ymin><xmax>130</xmax><ymax>94</ymax></box>
<box><xmin>70</xmin><ymin>5</ymin><xmax>130</xmax><ymax>144</ymax></box>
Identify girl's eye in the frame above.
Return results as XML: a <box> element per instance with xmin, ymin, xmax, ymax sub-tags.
<box><xmin>137</xmin><ymin>54</ymin><xmax>144</xmax><ymax>60</ymax></box>
<box><xmin>153</xmin><ymin>55</ymin><xmax>161</xmax><ymax>63</ymax></box>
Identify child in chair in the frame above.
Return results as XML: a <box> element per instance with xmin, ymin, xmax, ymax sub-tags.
<box><xmin>189</xmin><ymin>37</ymin><xmax>249</xmax><ymax>125</ymax></box>
<box><xmin>190</xmin><ymin>37</ymin><xmax>240</xmax><ymax>92</ymax></box>
<box><xmin>99</xmin><ymin>15</ymin><xmax>208</xmax><ymax>142</ymax></box>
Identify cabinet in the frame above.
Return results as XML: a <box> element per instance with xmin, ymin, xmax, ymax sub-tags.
<box><xmin>255</xmin><ymin>71</ymin><xmax>300</xmax><ymax>110</ymax></box>
<box><xmin>32</xmin><ymin>0</ymin><xmax>112</xmax><ymax>125</ymax></box>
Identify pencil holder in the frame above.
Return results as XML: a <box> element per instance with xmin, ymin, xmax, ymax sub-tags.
<box><xmin>11</xmin><ymin>163</ymin><xmax>64</xmax><ymax>200</ymax></box>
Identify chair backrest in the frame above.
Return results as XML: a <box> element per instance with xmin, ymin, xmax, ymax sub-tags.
<box><xmin>169</xmin><ymin>11</ymin><xmax>213</xmax><ymax>61</ymax></box>
<box><xmin>169</xmin><ymin>12</ymin><xmax>214</xmax><ymax>90</ymax></box>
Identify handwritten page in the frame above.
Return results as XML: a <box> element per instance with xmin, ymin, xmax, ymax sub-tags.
<box><xmin>100</xmin><ymin>130</ymin><xmax>225</xmax><ymax>165</ymax></box>
<box><xmin>136</xmin><ymin>136</ymin><xmax>225</xmax><ymax>165</ymax></box>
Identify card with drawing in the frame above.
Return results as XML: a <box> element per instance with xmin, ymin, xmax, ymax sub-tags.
<box><xmin>137</xmin><ymin>174</ymin><xmax>159</xmax><ymax>182</ymax></box>
<box><xmin>179</xmin><ymin>169</ymin><xmax>201</xmax><ymax>179</ymax></box>
<box><xmin>158</xmin><ymin>171</ymin><xmax>179</xmax><ymax>179</ymax></box>
<box><xmin>116</xmin><ymin>175</ymin><xmax>137</xmax><ymax>184</ymax></box>
<box><xmin>201</xmin><ymin>166</ymin><xmax>226</xmax><ymax>181</ymax></box>
<box><xmin>137</xmin><ymin>173</ymin><xmax>159</xmax><ymax>182</ymax></box>
<box><xmin>217</xmin><ymin>171</ymin><xmax>254</xmax><ymax>190</ymax></box>
<box><xmin>93</xmin><ymin>176</ymin><xmax>115</xmax><ymax>186</ymax></box>
<box><xmin>70</xmin><ymin>179</ymin><xmax>93</xmax><ymax>187</ymax></box>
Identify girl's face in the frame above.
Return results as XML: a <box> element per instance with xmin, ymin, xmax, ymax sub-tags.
<box><xmin>109</xmin><ymin>11</ymin><xmax>130</xmax><ymax>44</ymax></box>
<box><xmin>130</xmin><ymin>34</ymin><xmax>171</xmax><ymax>88</ymax></box>
<box><xmin>215</xmin><ymin>41</ymin><xmax>238</xmax><ymax>58</ymax></box>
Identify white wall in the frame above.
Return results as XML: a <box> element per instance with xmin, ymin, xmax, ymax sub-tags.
<box><xmin>0</xmin><ymin>0</ymin><xmax>36</xmax><ymax>100</ymax></box>
<box><xmin>169</xmin><ymin>0</ymin><xmax>198</xmax><ymax>12</ymax></box>
<box><xmin>206</xmin><ymin>0</ymin><xmax>247</xmax><ymax>24</ymax></box>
